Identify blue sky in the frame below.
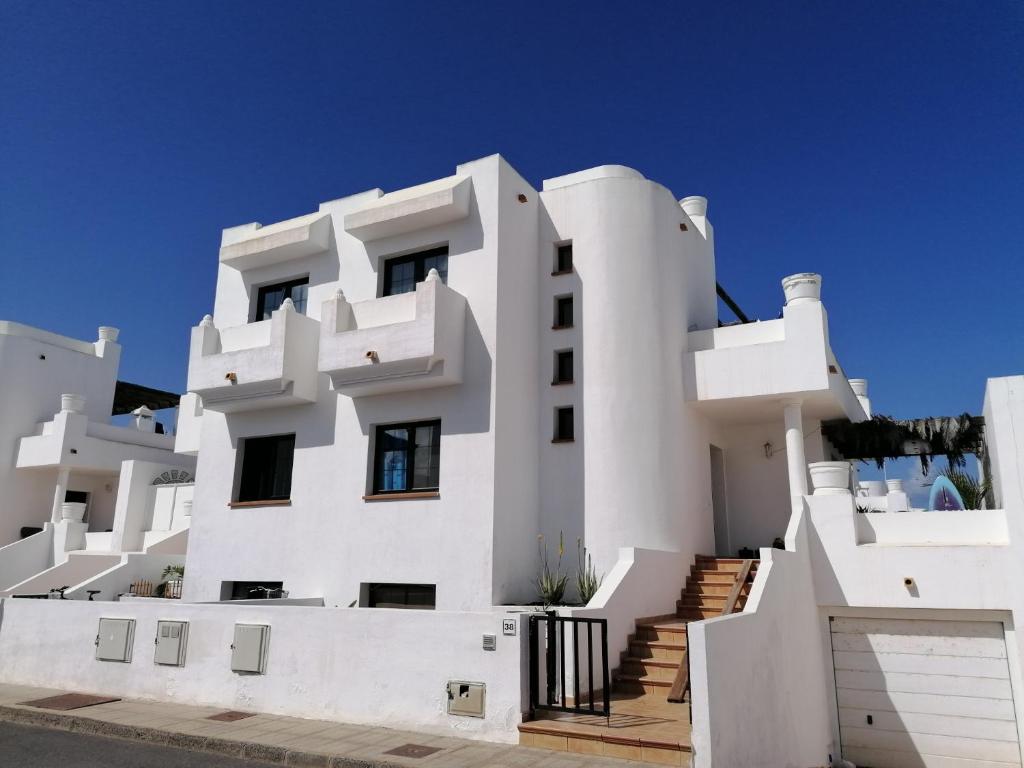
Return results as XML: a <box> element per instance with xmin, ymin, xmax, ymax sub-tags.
<box><xmin>1</xmin><ymin>1</ymin><xmax>1021</xmax><ymax>423</ymax></box>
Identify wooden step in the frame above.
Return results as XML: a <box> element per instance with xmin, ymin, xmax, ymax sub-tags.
<box><xmin>675</xmin><ymin>606</ymin><xmax>723</xmax><ymax>620</ymax></box>
<box><xmin>613</xmin><ymin>673</ymin><xmax>672</xmax><ymax>695</ymax></box>
<box><xmin>635</xmin><ymin>623</ymin><xmax>688</xmax><ymax>643</ymax></box>
<box><xmin>628</xmin><ymin>639</ymin><xmax>686</xmax><ymax>662</ymax></box>
<box><xmin>684</xmin><ymin>581</ymin><xmax>751</xmax><ymax>597</ymax></box>
<box><xmin>691</xmin><ymin>561</ymin><xmax>759</xmax><ymax>575</ymax></box>
<box><xmin>689</xmin><ymin>570</ymin><xmax>742</xmax><ymax>584</ymax></box>
<box><xmin>620</xmin><ymin>657</ymin><xmax>679</xmax><ymax>681</ymax></box>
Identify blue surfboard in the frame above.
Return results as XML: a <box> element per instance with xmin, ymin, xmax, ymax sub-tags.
<box><xmin>929</xmin><ymin>475</ymin><xmax>965</xmax><ymax>511</ymax></box>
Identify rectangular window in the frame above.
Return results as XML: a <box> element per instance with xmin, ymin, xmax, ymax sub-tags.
<box><xmin>372</xmin><ymin>420</ymin><xmax>441</xmax><ymax>494</ymax></box>
<box><xmin>237</xmin><ymin>434</ymin><xmax>295</xmax><ymax>502</ymax></box>
<box><xmin>553</xmin><ymin>349</ymin><xmax>574</xmax><ymax>384</ymax></box>
<box><xmin>366</xmin><ymin>583</ymin><xmax>436</xmax><ymax>610</ymax></box>
<box><xmin>554</xmin><ymin>295</ymin><xmax>573</xmax><ymax>329</ymax></box>
<box><xmin>554</xmin><ymin>243</ymin><xmax>573</xmax><ymax>274</ymax></box>
<box><xmin>554</xmin><ymin>407</ymin><xmax>575</xmax><ymax>442</ymax></box>
<box><xmin>383</xmin><ymin>246</ymin><xmax>449</xmax><ymax>297</ymax></box>
<box><xmin>254</xmin><ymin>277</ymin><xmax>309</xmax><ymax>321</ymax></box>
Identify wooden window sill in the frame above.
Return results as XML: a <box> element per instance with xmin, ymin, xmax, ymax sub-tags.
<box><xmin>363</xmin><ymin>491</ymin><xmax>441</xmax><ymax>502</ymax></box>
<box><xmin>551</xmin><ymin>380</ymin><xmax>575</xmax><ymax>386</ymax></box>
<box><xmin>551</xmin><ymin>438</ymin><xmax>575</xmax><ymax>444</ymax></box>
<box><xmin>551</xmin><ymin>324</ymin><xmax>574</xmax><ymax>331</ymax></box>
<box><xmin>551</xmin><ymin>269</ymin><xmax>573</xmax><ymax>277</ymax></box>
<box><xmin>228</xmin><ymin>499</ymin><xmax>292</xmax><ymax>508</ymax></box>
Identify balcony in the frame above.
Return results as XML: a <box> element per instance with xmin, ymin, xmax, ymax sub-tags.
<box><xmin>318</xmin><ymin>271</ymin><xmax>466</xmax><ymax>397</ymax></box>
<box><xmin>187</xmin><ymin>301</ymin><xmax>319</xmax><ymax>412</ymax></box>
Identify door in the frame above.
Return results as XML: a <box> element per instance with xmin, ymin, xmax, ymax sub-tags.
<box><xmin>709</xmin><ymin>445</ymin><xmax>730</xmax><ymax>556</ymax></box>
<box><xmin>831</xmin><ymin>616</ymin><xmax>1022</xmax><ymax>767</ymax></box>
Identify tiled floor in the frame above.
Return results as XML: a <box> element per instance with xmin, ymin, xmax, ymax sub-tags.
<box><xmin>0</xmin><ymin>683</ymin><xmax>646</xmax><ymax>767</ymax></box>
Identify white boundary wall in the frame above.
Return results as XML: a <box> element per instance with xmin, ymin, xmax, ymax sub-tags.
<box><xmin>0</xmin><ymin>599</ymin><xmax>526</xmax><ymax>743</ymax></box>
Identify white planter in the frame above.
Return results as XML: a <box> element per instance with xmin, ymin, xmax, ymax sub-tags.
<box><xmin>782</xmin><ymin>273</ymin><xmax>822</xmax><ymax>306</ymax></box>
<box><xmin>858</xmin><ymin>480</ymin><xmax>886</xmax><ymax>497</ymax></box>
<box><xmin>182</xmin><ymin>500</ymin><xmax>193</xmax><ymax>517</ymax></box>
<box><xmin>98</xmin><ymin>326</ymin><xmax>120</xmax><ymax>342</ymax></box>
<box><xmin>809</xmin><ymin>461</ymin><xmax>851</xmax><ymax>495</ymax></box>
<box><xmin>60</xmin><ymin>393</ymin><xmax>86</xmax><ymax>414</ymax></box>
<box><xmin>61</xmin><ymin>502</ymin><xmax>87</xmax><ymax>522</ymax></box>
<box><xmin>679</xmin><ymin>195</ymin><xmax>708</xmax><ymax>218</ymax></box>
<box><xmin>849</xmin><ymin>378</ymin><xmax>868</xmax><ymax>397</ymax></box>
<box><xmin>886</xmin><ymin>478</ymin><xmax>905</xmax><ymax>493</ymax></box>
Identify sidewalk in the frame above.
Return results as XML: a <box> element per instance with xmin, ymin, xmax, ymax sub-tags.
<box><xmin>0</xmin><ymin>683</ymin><xmax>641</xmax><ymax>767</ymax></box>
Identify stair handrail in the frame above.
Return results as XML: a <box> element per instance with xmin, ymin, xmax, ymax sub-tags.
<box><xmin>667</xmin><ymin>558</ymin><xmax>754</xmax><ymax>703</ymax></box>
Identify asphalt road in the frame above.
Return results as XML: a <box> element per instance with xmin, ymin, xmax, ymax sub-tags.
<box><xmin>0</xmin><ymin>721</ymin><xmax>280</xmax><ymax>767</ymax></box>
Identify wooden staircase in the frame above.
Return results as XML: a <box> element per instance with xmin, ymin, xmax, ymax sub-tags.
<box><xmin>615</xmin><ymin>556</ymin><xmax>758</xmax><ymax>698</ymax></box>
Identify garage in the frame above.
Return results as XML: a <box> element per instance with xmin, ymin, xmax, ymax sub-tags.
<box><xmin>830</xmin><ymin>616</ymin><xmax>1022</xmax><ymax>768</ymax></box>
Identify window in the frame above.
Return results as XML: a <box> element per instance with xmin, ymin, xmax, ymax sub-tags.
<box><xmin>372</xmin><ymin>420</ymin><xmax>441</xmax><ymax>494</ymax></box>
<box><xmin>254</xmin><ymin>277</ymin><xmax>309</xmax><ymax>321</ymax></box>
<box><xmin>554</xmin><ymin>243</ymin><xmax>573</xmax><ymax>274</ymax></box>
<box><xmin>554</xmin><ymin>295</ymin><xmax>573</xmax><ymax>329</ymax></box>
<box><xmin>364</xmin><ymin>583</ymin><xmax>436</xmax><ymax>610</ymax></box>
<box><xmin>553</xmin><ymin>349</ymin><xmax>574</xmax><ymax>384</ymax></box>
<box><xmin>221</xmin><ymin>581</ymin><xmax>285</xmax><ymax>600</ymax></box>
<box><xmin>237</xmin><ymin>434</ymin><xmax>295</xmax><ymax>502</ymax></box>
<box><xmin>383</xmin><ymin>246</ymin><xmax>449</xmax><ymax>297</ymax></box>
<box><xmin>554</xmin><ymin>407</ymin><xmax>574</xmax><ymax>442</ymax></box>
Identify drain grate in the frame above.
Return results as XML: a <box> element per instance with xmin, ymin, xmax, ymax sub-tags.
<box><xmin>20</xmin><ymin>694</ymin><xmax>120</xmax><ymax>711</ymax></box>
<box><xmin>207</xmin><ymin>710</ymin><xmax>255</xmax><ymax>721</ymax></box>
<box><xmin>384</xmin><ymin>743</ymin><xmax>444</xmax><ymax>758</ymax></box>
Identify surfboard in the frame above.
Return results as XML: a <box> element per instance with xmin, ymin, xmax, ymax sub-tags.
<box><xmin>929</xmin><ymin>475</ymin><xmax>965</xmax><ymax>511</ymax></box>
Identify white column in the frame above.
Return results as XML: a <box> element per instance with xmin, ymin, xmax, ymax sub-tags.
<box><xmin>50</xmin><ymin>467</ymin><xmax>70</xmax><ymax>523</ymax></box>
<box><xmin>783</xmin><ymin>400</ymin><xmax>808</xmax><ymax>497</ymax></box>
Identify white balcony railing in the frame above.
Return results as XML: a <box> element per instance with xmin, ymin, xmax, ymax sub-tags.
<box><xmin>186</xmin><ymin>300</ymin><xmax>320</xmax><ymax>412</ymax></box>
<box><xmin>318</xmin><ymin>270</ymin><xmax>466</xmax><ymax>397</ymax></box>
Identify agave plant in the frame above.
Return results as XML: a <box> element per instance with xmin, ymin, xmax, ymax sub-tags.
<box><xmin>942</xmin><ymin>464</ymin><xmax>992</xmax><ymax>510</ymax></box>
<box><xmin>537</xmin><ymin>532</ymin><xmax>568</xmax><ymax>608</ymax></box>
<box><xmin>575</xmin><ymin>538</ymin><xmax>603</xmax><ymax>605</ymax></box>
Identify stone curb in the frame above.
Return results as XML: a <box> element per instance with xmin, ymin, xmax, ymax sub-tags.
<box><xmin>0</xmin><ymin>705</ymin><xmax>402</xmax><ymax>768</ymax></box>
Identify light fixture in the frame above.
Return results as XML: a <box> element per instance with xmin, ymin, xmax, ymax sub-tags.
<box><xmin>225</xmin><ymin>372</ymin><xmax>237</xmax><ymax>383</ymax></box>
<box><xmin>365</xmin><ymin>350</ymin><xmax>379</xmax><ymax>363</ymax></box>
<box><xmin>517</xmin><ymin>193</ymin><xmax>528</xmax><ymax>203</ymax></box>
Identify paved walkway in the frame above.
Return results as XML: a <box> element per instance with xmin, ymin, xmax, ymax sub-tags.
<box><xmin>0</xmin><ymin>683</ymin><xmax>644</xmax><ymax>767</ymax></box>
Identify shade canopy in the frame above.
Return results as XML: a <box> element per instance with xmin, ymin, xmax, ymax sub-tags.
<box><xmin>112</xmin><ymin>380</ymin><xmax>181</xmax><ymax>415</ymax></box>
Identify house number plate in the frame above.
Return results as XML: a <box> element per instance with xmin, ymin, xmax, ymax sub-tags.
<box><xmin>502</xmin><ymin>618</ymin><xmax>517</xmax><ymax>636</ymax></box>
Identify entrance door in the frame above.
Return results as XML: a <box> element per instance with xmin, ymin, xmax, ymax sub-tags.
<box><xmin>831</xmin><ymin>616</ymin><xmax>1021</xmax><ymax>767</ymax></box>
<box><xmin>710</xmin><ymin>446</ymin><xmax>730</xmax><ymax>556</ymax></box>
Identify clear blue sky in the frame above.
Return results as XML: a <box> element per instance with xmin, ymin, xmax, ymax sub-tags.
<box><xmin>2</xmin><ymin>1</ymin><xmax>1021</xmax><ymax>420</ymax></box>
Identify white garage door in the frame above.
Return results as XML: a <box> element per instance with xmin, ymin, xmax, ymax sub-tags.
<box><xmin>831</xmin><ymin>617</ymin><xmax>1022</xmax><ymax>768</ymax></box>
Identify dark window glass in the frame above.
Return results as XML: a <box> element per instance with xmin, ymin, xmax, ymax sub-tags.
<box><xmin>367</xmin><ymin>583</ymin><xmax>436</xmax><ymax>609</ymax></box>
<box><xmin>555</xmin><ymin>296</ymin><xmax>573</xmax><ymax>328</ymax></box>
<box><xmin>554</xmin><ymin>350</ymin><xmax>574</xmax><ymax>384</ymax></box>
<box><xmin>255</xmin><ymin>277</ymin><xmax>309</xmax><ymax>321</ymax></box>
<box><xmin>64</xmin><ymin>490</ymin><xmax>89</xmax><ymax>504</ymax></box>
<box><xmin>372</xmin><ymin>420</ymin><xmax>441</xmax><ymax>493</ymax></box>
<box><xmin>556</xmin><ymin>243</ymin><xmax>573</xmax><ymax>273</ymax></box>
<box><xmin>225</xmin><ymin>581</ymin><xmax>285</xmax><ymax>600</ymax></box>
<box><xmin>383</xmin><ymin>246</ymin><xmax>448</xmax><ymax>296</ymax></box>
<box><xmin>237</xmin><ymin>434</ymin><xmax>295</xmax><ymax>502</ymax></box>
<box><xmin>554</xmin><ymin>407</ymin><xmax>574</xmax><ymax>441</ymax></box>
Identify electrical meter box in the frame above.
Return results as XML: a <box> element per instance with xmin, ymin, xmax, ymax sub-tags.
<box><xmin>231</xmin><ymin>623</ymin><xmax>270</xmax><ymax>674</ymax></box>
<box><xmin>154</xmin><ymin>620</ymin><xmax>188</xmax><ymax>666</ymax></box>
<box><xmin>446</xmin><ymin>680</ymin><xmax>485</xmax><ymax>718</ymax></box>
<box><xmin>95</xmin><ymin>618</ymin><xmax>135</xmax><ymax>662</ymax></box>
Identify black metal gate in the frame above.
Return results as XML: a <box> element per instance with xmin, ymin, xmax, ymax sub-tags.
<box><xmin>528</xmin><ymin>614</ymin><xmax>610</xmax><ymax>717</ymax></box>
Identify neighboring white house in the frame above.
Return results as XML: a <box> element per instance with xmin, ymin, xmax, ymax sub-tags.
<box><xmin>0</xmin><ymin>157</ymin><xmax>1021</xmax><ymax>768</ymax></box>
<box><xmin>0</xmin><ymin>321</ymin><xmax>195</xmax><ymax>598</ymax></box>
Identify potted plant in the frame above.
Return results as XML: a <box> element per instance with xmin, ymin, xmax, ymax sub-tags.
<box><xmin>809</xmin><ymin>461</ymin><xmax>851</xmax><ymax>495</ymax></box>
<box><xmin>156</xmin><ymin>564</ymin><xmax>185</xmax><ymax>599</ymax></box>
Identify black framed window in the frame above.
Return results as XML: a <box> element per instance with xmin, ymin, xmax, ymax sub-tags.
<box><xmin>223</xmin><ymin>581</ymin><xmax>285</xmax><ymax>600</ymax></box>
<box><xmin>383</xmin><ymin>246</ymin><xmax>448</xmax><ymax>297</ymax></box>
<box><xmin>254</xmin><ymin>277</ymin><xmax>309</xmax><ymax>321</ymax></box>
<box><xmin>554</xmin><ymin>407</ymin><xmax>574</xmax><ymax>442</ymax></box>
<box><xmin>237</xmin><ymin>434</ymin><xmax>295</xmax><ymax>502</ymax></box>
<box><xmin>553</xmin><ymin>350</ymin><xmax>574</xmax><ymax>384</ymax></box>
<box><xmin>366</xmin><ymin>583</ymin><xmax>436</xmax><ymax>609</ymax></box>
<box><xmin>554</xmin><ymin>295</ymin><xmax>573</xmax><ymax>329</ymax></box>
<box><xmin>555</xmin><ymin>243</ymin><xmax>573</xmax><ymax>274</ymax></box>
<box><xmin>372</xmin><ymin>420</ymin><xmax>441</xmax><ymax>494</ymax></box>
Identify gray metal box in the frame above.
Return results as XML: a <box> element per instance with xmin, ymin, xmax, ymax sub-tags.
<box><xmin>95</xmin><ymin>618</ymin><xmax>135</xmax><ymax>662</ymax></box>
<box><xmin>446</xmin><ymin>680</ymin><xmax>485</xmax><ymax>718</ymax></box>
<box><xmin>154</xmin><ymin>620</ymin><xmax>188</xmax><ymax>666</ymax></box>
<box><xmin>231</xmin><ymin>623</ymin><xmax>269</xmax><ymax>673</ymax></box>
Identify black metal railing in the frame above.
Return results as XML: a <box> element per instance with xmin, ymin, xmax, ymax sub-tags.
<box><xmin>528</xmin><ymin>614</ymin><xmax>610</xmax><ymax>717</ymax></box>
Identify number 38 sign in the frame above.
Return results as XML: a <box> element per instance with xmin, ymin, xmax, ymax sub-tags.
<box><xmin>502</xmin><ymin>618</ymin><xmax>517</xmax><ymax>636</ymax></box>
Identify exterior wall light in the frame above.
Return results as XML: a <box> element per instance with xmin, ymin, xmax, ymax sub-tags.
<box><xmin>517</xmin><ymin>193</ymin><xmax>528</xmax><ymax>203</ymax></box>
<box><xmin>365</xmin><ymin>351</ymin><xmax>379</xmax><ymax>363</ymax></box>
<box><xmin>225</xmin><ymin>372</ymin><xmax>237</xmax><ymax>383</ymax></box>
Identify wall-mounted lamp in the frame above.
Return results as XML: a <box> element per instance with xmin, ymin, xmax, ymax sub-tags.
<box><xmin>517</xmin><ymin>193</ymin><xmax>528</xmax><ymax>203</ymax></box>
<box><xmin>365</xmin><ymin>350</ymin><xmax>379</xmax><ymax>363</ymax></box>
<box><xmin>679</xmin><ymin>222</ymin><xmax>688</xmax><ymax>232</ymax></box>
<box><xmin>903</xmin><ymin>577</ymin><xmax>915</xmax><ymax>588</ymax></box>
<box><xmin>225</xmin><ymin>372</ymin><xmax>237</xmax><ymax>383</ymax></box>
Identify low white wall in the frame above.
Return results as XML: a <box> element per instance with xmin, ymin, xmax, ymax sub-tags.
<box><xmin>0</xmin><ymin>599</ymin><xmax>525</xmax><ymax>742</ymax></box>
<box><xmin>0</xmin><ymin>553</ymin><xmax>120</xmax><ymax>597</ymax></box>
<box><xmin>689</xmin><ymin>504</ymin><xmax>833</xmax><ymax>768</ymax></box>
<box><xmin>855</xmin><ymin>508</ymin><xmax>1009</xmax><ymax>545</ymax></box>
<box><xmin>66</xmin><ymin>553</ymin><xmax>186</xmax><ymax>600</ymax></box>
<box><xmin>0</xmin><ymin>528</ymin><xmax>52</xmax><ymax>590</ymax></box>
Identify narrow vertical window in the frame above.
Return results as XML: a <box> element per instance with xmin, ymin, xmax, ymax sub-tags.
<box><xmin>554</xmin><ymin>243</ymin><xmax>573</xmax><ymax>274</ymax></box>
<box><xmin>372</xmin><ymin>420</ymin><xmax>441</xmax><ymax>494</ymax></box>
<box><xmin>553</xmin><ymin>350</ymin><xmax>574</xmax><ymax>384</ymax></box>
<box><xmin>553</xmin><ymin>407</ymin><xmax>574</xmax><ymax>442</ymax></box>
<box><xmin>554</xmin><ymin>295</ymin><xmax>573</xmax><ymax>329</ymax></box>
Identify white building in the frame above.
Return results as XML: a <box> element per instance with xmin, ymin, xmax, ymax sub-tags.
<box><xmin>0</xmin><ymin>156</ymin><xmax>1021</xmax><ymax>768</ymax></box>
<box><xmin>0</xmin><ymin>321</ymin><xmax>195</xmax><ymax>598</ymax></box>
